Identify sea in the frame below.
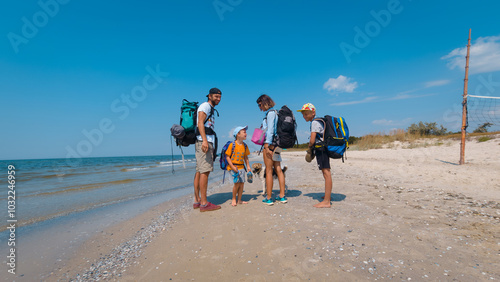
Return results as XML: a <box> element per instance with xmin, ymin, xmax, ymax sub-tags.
<box><xmin>0</xmin><ymin>154</ymin><xmax>226</xmax><ymax>279</ymax></box>
<box><xmin>0</xmin><ymin>154</ymin><xmax>224</xmax><ymax>230</ymax></box>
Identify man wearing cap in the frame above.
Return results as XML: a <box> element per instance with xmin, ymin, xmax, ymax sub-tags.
<box><xmin>193</xmin><ymin>87</ymin><xmax>222</xmax><ymax>212</ymax></box>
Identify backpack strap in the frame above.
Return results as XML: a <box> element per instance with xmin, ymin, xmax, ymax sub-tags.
<box><xmin>263</xmin><ymin>109</ymin><xmax>277</xmax><ymax>123</ymax></box>
<box><xmin>266</xmin><ymin>109</ymin><xmax>278</xmax><ymax>145</ymax></box>
<box><xmin>313</xmin><ymin>117</ymin><xmax>326</xmax><ymax>143</ymax></box>
<box><xmin>243</xmin><ymin>143</ymin><xmax>248</xmax><ymax>172</ymax></box>
<box><xmin>207</xmin><ymin>106</ymin><xmax>219</xmax><ymax>124</ymax></box>
<box><xmin>333</xmin><ymin>117</ymin><xmax>343</xmax><ymax>138</ymax></box>
<box><xmin>222</xmin><ymin>141</ymin><xmax>235</xmax><ymax>184</ymax></box>
<box><xmin>196</xmin><ymin>104</ymin><xmax>218</xmax><ymax>136</ymax></box>
<box><xmin>229</xmin><ymin>142</ymin><xmax>248</xmax><ymax>170</ymax></box>
<box><xmin>230</xmin><ymin>141</ymin><xmax>236</xmax><ymax>159</ymax></box>
<box><xmin>224</xmin><ymin>141</ymin><xmax>236</xmax><ymax>166</ymax></box>
<box><xmin>229</xmin><ymin>141</ymin><xmax>247</xmax><ymax>160</ymax></box>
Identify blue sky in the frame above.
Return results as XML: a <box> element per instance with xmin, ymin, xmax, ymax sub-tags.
<box><xmin>1</xmin><ymin>0</ymin><xmax>500</xmax><ymax>160</ymax></box>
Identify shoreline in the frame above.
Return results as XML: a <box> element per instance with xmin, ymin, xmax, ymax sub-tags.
<box><xmin>0</xmin><ymin>170</ymin><xmax>223</xmax><ymax>282</ymax></box>
<box><xmin>30</xmin><ymin>139</ymin><xmax>500</xmax><ymax>280</ymax></box>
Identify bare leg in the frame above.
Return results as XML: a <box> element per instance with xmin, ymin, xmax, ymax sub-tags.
<box><xmin>232</xmin><ymin>183</ymin><xmax>238</xmax><ymax>206</ymax></box>
<box><xmin>264</xmin><ymin>154</ymin><xmax>274</xmax><ymax>199</ymax></box>
<box><xmin>193</xmin><ymin>172</ymin><xmax>201</xmax><ymax>203</ymax></box>
<box><xmin>237</xmin><ymin>183</ymin><xmax>247</xmax><ymax>204</ymax></box>
<box><xmin>314</xmin><ymin>168</ymin><xmax>332</xmax><ymax>208</ymax></box>
<box><xmin>273</xmin><ymin>161</ymin><xmax>286</xmax><ymax>198</ymax></box>
<box><xmin>199</xmin><ymin>172</ymin><xmax>210</xmax><ymax>205</ymax></box>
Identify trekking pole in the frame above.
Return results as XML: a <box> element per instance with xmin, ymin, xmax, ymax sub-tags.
<box><xmin>170</xmin><ymin>135</ymin><xmax>175</xmax><ymax>174</ymax></box>
<box><xmin>180</xmin><ymin>146</ymin><xmax>186</xmax><ymax>169</ymax></box>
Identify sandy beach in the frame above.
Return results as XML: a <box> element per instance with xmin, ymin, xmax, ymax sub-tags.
<box><xmin>50</xmin><ymin>136</ymin><xmax>499</xmax><ymax>281</ymax></box>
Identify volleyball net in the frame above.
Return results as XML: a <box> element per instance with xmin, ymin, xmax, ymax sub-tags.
<box><xmin>467</xmin><ymin>94</ymin><xmax>500</xmax><ymax>132</ymax></box>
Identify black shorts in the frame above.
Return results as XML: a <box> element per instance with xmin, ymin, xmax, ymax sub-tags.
<box><xmin>315</xmin><ymin>148</ymin><xmax>331</xmax><ymax>170</ymax></box>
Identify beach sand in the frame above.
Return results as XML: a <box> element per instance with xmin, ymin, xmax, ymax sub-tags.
<box><xmin>51</xmin><ymin>136</ymin><xmax>499</xmax><ymax>281</ymax></box>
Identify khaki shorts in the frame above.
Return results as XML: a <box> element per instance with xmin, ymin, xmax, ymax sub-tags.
<box><xmin>195</xmin><ymin>140</ymin><xmax>214</xmax><ymax>173</ymax></box>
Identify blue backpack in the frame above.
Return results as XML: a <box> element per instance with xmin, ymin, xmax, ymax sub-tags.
<box><xmin>316</xmin><ymin>115</ymin><xmax>349</xmax><ymax>161</ymax></box>
<box><xmin>220</xmin><ymin>141</ymin><xmax>248</xmax><ymax>183</ymax></box>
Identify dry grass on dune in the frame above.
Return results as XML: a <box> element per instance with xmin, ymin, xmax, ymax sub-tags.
<box><xmin>287</xmin><ymin>130</ymin><xmax>500</xmax><ymax>152</ymax></box>
<box><xmin>350</xmin><ymin>130</ymin><xmax>500</xmax><ymax>151</ymax></box>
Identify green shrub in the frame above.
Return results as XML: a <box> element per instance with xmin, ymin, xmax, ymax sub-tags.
<box><xmin>478</xmin><ymin>136</ymin><xmax>492</xmax><ymax>142</ymax></box>
<box><xmin>473</xmin><ymin>122</ymin><xmax>493</xmax><ymax>133</ymax></box>
<box><xmin>407</xmin><ymin>122</ymin><xmax>448</xmax><ymax>136</ymax></box>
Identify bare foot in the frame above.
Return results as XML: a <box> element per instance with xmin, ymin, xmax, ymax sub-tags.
<box><xmin>314</xmin><ymin>201</ymin><xmax>331</xmax><ymax>208</ymax></box>
<box><xmin>238</xmin><ymin>201</ymin><xmax>248</xmax><ymax>204</ymax></box>
<box><xmin>231</xmin><ymin>199</ymin><xmax>237</xmax><ymax>206</ymax></box>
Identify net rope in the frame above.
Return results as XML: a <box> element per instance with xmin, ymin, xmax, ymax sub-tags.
<box><xmin>467</xmin><ymin>95</ymin><xmax>500</xmax><ymax>129</ymax></box>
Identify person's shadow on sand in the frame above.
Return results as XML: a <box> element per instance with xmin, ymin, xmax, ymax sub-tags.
<box><xmin>252</xmin><ymin>186</ymin><xmax>303</xmax><ymax>198</ymax></box>
<box><xmin>304</xmin><ymin>192</ymin><xmax>346</xmax><ymax>202</ymax></box>
<box><xmin>284</xmin><ymin>188</ymin><xmax>302</xmax><ymax>198</ymax></box>
<box><xmin>208</xmin><ymin>187</ymin><xmax>302</xmax><ymax>205</ymax></box>
<box><xmin>208</xmin><ymin>192</ymin><xmax>260</xmax><ymax>205</ymax></box>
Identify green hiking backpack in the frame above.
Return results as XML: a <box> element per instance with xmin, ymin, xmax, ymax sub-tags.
<box><xmin>173</xmin><ymin>99</ymin><xmax>218</xmax><ymax>147</ymax></box>
<box><xmin>180</xmin><ymin>99</ymin><xmax>199</xmax><ymax>132</ymax></box>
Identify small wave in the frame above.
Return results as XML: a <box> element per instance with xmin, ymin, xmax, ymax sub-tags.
<box><xmin>121</xmin><ymin>167</ymin><xmax>149</xmax><ymax>172</ymax></box>
<box><xmin>42</xmin><ymin>173</ymin><xmax>79</xmax><ymax>179</ymax></box>
<box><xmin>0</xmin><ymin>191</ymin><xmax>136</xmax><ymax>231</ymax></box>
<box><xmin>115</xmin><ymin>164</ymin><xmax>138</xmax><ymax>168</ymax></box>
<box><xmin>29</xmin><ymin>179</ymin><xmax>139</xmax><ymax>198</ymax></box>
<box><xmin>158</xmin><ymin>159</ymin><xmax>194</xmax><ymax>165</ymax></box>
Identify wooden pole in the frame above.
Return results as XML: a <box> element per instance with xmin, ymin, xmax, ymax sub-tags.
<box><xmin>460</xmin><ymin>29</ymin><xmax>471</xmax><ymax>165</ymax></box>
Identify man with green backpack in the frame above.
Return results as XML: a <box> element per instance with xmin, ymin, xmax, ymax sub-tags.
<box><xmin>193</xmin><ymin>88</ymin><xmax>222</xmax><ymax>212</ymax></box>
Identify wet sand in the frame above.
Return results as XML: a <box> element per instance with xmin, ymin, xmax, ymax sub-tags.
<box><xmin>48</xmin><ymin>136</ymin><xmax>499</xmax><ymax>281</ymax></box>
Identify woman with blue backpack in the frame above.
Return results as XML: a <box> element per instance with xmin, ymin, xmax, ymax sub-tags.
<box><xmin>256</xmin><ymin>94</ymin><xmax>287</xmax><ymax>205</ymax></box>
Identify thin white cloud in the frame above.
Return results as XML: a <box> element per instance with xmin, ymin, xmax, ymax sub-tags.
<box><xmin>332</xmin><ymin>96</ymin><xmax>377</xmax><ymax>106</ymax></box>
<box><xmin>372</xmin><ymin>118</ymin><xmax>412</xmax><ymax>126</ymax></box>
<box><xmin>442</xmin><ymin>35</ymin><xmax>500</xmax><ymax>74</ymax></box>
<box><xmin>398</xmin><ymin>80</ymin><xmax>450</xmax><ymax>96</ymax></box>
<box><xmin>390</xmin><ymin>94</ymin><xmax>413</xmax><ymax>100</ymax></box>
<box><xmin>389</xmin><ymin>93</ymin><xmax>436</xmax><ymax>101</ymax></box>
<box><xmin>333</xmin><ymin>92</ymin><xmax>435</xmax><ymax>106</ymax></box>
<box><xmin>398</xmin><ymin>89</ymin><xmax>418</xmax><ymax>95</ymax></box>
<box><xmin>424</xmin><ymin>80</ymin><xmax>451</xmax><ymax>88</ymax></box>
<box><xmin>372</xmin><ymin>119</ymin><xmax>396</xmax><ymax>125</ymax></box>
<box><xmin>323</xmin><ymin>75</ymin><xmax>358</xmax><ymax>93</ymax></box>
